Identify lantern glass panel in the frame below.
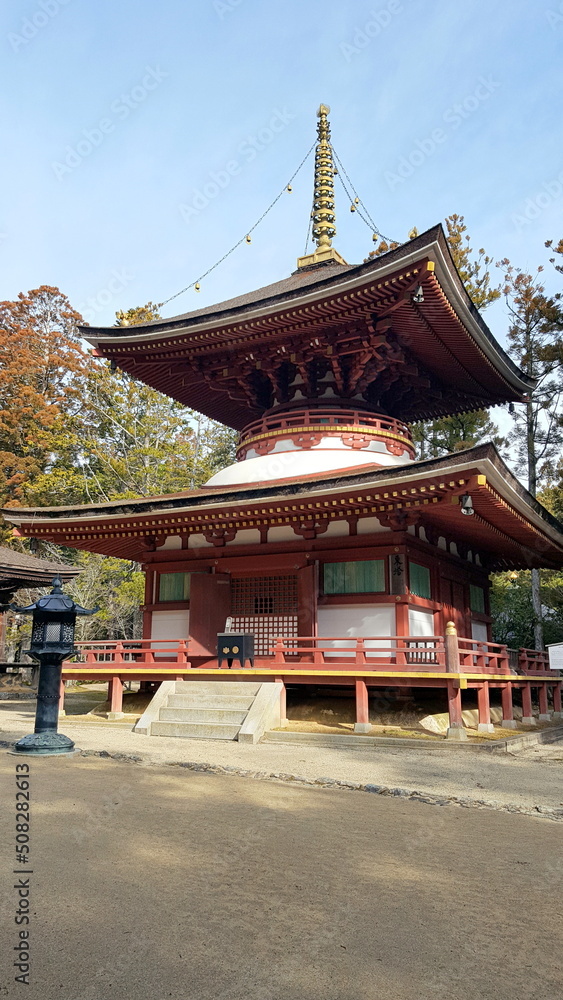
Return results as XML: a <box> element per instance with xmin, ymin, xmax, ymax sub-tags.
<box><xmin>45</xmin><ymin>621</ymin><xmax>62</xmax><ymax>643</ymax></box>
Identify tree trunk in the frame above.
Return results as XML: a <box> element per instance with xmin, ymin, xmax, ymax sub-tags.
<box><xmin>526</xmin><ymin>400</ymin><xmax>537</xmax><ymax>496</ymax></box>
<box><xmin>531</xmin><ymin>567</ymin><xmax>544</xmax><ymax>651</ymax></box>
<box><xmin>526</xmin><ymin>395</ymin><xmax>544</xmax><ymax>650</ymax></box>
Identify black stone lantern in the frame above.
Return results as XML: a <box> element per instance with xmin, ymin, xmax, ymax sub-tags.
<box><xmin>7</xmin><ymin>577</ymin><xmax>97</xmax><ymax>755</ymax></box>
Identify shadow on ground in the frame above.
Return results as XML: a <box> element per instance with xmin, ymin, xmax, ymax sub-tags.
<box><xmin>0</xmin><ymin>753</ymin><xmax>560</xmax><ymax>1000</ymax></box>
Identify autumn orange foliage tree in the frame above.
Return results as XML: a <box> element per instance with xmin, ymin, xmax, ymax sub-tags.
<box><xmin>0</xmin><ymin>286</ymin><xmax>87</xmax><ymax>519</ymax></box>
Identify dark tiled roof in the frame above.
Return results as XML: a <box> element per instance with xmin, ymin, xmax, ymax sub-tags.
<box><xmin>80</xmin><ymin>226</ymin><xmax>523</xmax><ymax>368</ymax></box>
<box><xmin>85</xmin><ymin>260</ymin><xmax>356</xmax><ymax>336</ymax></box>
<box><xmin>4</xmin><ymin>444</ymin><xmax>563</xmax><ymax>539</ymax></box>
<box><xmin>82</xmin><ymin>228</ymin><xmax>444</xmax><ymax>338</ymax></box>
<box><xmin>0</xmin><ymin>546</ymin><xmax>80</xmax><ymax>584</ymax></box>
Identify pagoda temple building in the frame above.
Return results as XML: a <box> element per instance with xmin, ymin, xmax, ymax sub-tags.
<box><xmin>5</xmin><ymin>106</ymin><xmax>563</xmax><ymax>738</ymax></box>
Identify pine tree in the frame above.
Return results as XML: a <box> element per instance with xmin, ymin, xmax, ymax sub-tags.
<box><xmin>411</xmin><ymin>216</ymin><xmax>502</xmax><ymax>458</ymax></box>
<box><xmin>496</xmin><ymin>259</ymin><xmax>563</xmax><ymax>650</ymax></box>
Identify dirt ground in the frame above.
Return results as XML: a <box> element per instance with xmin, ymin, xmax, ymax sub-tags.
<box><xmin>0</xmin><ymin>753</ymin><xmax>561</xmax><ymax>1000</ymax></box>
<box><xmin>3</xmin><ymin>679</ymin><xmax>559</xmax><ymax>744</ymax></box>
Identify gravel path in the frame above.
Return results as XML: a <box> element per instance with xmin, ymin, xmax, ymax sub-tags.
<box><xmin>2</xmin><ymin>699</ymin><xmax>562</xmax><ymax>817</ymax></box>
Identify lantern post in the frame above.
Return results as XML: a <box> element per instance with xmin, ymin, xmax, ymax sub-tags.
<box><xmin>6</xmin><ymin>577</ymin><xmax>97</xmax><ymax>755</ymax></box>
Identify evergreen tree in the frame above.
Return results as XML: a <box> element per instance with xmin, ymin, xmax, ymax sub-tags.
<box><xmin>495</xmin><ymin>259</ymin><xmax>563</xmax><ymax>649</ymax></box>
<box><xmin>411</xmin><ymin>215</ymin><xmax>502</xmax><ymax>458</ymax></box>
<box><xmin>444</xmin><ymin>214</ymin><xmax>501</xmax><ymax>309</ymax></box>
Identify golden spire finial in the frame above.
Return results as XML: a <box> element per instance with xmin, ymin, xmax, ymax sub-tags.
<box><xmin>297</xmin><ymin>105</ymin><xmax>347</xmax><ymax>270</ymax></box>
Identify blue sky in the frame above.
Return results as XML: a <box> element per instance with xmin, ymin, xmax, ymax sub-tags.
<box><xmin>1</xmin><ymin>0</ymin><xmax>562</xmax><ymax>342</ymax></box>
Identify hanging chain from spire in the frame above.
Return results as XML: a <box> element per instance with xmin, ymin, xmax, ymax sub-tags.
<box><xmin>157</xmin><ymin>140</ymin><xmax>316</xmax><ymax>310</ymax></box>
<box><xmin>330</xmin><ymin>144</ymin><xmax>400</xmax><ymax>247</ymax></box>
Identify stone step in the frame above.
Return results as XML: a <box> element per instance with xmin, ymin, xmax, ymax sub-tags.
<box><xmin>174</xmin><ymin>681</ymin><xmax>261</xmax><ymax>695</ymax></box>
<box><xmin>167</xmin><ymin>694</ymin><xmax>255</xmax><ymax>710</ymax></box>
<box><xmin>159</xmin><ymin>708</ymin><xmax>248</xmax><ymax>724</ymax></box>
<box><xmin>151</xmin><ymin>721</ymin><xmax>240</xmax><ymax>740</ymax></box>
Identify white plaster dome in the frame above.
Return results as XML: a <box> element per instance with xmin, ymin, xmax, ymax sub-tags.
<box><xmin>206</xmin><ymin>407</ymin><xmax>414</xmax><ymax>487</ymax></box>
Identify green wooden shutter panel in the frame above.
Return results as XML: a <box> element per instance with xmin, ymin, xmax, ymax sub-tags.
<box><xmin>409</xmin><ymin>562</ymin><xmax>431</xmax><ymax>599</ymax></box>
<box><xmin>159</xmin><ymin>573</ymin><xmax>190</xmax><ymax>602</ymax></box>
<box><xmin>470</xmin><ymin>584</ymin><xmax>485</xmax><ymax>613</ymax></box>
<box><xmin>324</xmin><ymin>560</ymin><xmax>385</xmax><ymax>594</ymax></box>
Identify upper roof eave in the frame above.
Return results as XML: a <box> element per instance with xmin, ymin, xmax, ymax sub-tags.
<box><xmin>81</xmin><ymin>225</ymin><xmax>534</xmax><ymax>400</ymax></box>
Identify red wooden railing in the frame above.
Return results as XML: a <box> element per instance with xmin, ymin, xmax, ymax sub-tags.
<box><xmin>66</xmin><ymin>639</ymin><xmax>190</xmax><ymax>668</ymax></box>
<box><xmin>518</xmin><ymin>648</ymin><xmax>552</xmax><ymax>675</ymax></box>
<box><xmin>64</xmin><ymin>637</ymin><xmax>558</xmax><ymax>677</ymax></box>
<box><xmin>457</xmin><ymin>638</ymin><xmax>511</xmax><ymax>675</ymax></box>
<box><xmin>270</xmin><ymin>635</ymin><xmax>447</xmax><ymax>671</ymax></box>
<box><xmin>238</xmin><ymin>407</ymin><xmax>412</xmax><ymax>444</ymax></box>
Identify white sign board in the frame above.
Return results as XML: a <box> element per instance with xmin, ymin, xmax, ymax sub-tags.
<box><xmin>547</xmin><ymin>642</ymin><xmax>563</xmax><ymax>670</ymax></box>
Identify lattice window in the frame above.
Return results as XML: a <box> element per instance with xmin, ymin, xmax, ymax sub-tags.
<box><xmin>231</xmin><ymin>576</ymin><xmax>298</xmax><ymax>655</ymax></box>
<box><xmin>231</xmin><ymin>576</ymin><xmax>298</xmax><ymax>614</ymax></box>
<box><xmin>254</xmin><ymin>595</ymin><xmax>274</xmax><ymax>614</ymax></box>
<box><xmin>230</xmin><ymin>615</ymin><xmax>298</xmax><ymax>656</ymax></box>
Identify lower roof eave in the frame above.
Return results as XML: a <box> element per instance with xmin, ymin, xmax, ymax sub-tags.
<box><xmin>4</xmin><ymin>444</ymin><xmax>563</xmax><ymax>570</ymax></box>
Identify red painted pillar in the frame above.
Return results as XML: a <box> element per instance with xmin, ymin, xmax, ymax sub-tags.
<box><xmin>445</xmin><ymin>621</ymin><xmax>460</xmax><ymax>673</ymax></box>
<box><xmin>538</xmin><ymin>683</ymin><xmax>551</xmax><ymax>721</ymax></box>
<box><xmin>446</xmin><ymin>681</ymin><xmax>467</xmax><ymax>740</ymax></box>
<box><xmin>521</xmin><ymin>683</ymin><xmax>535</xmax><ymax>725</ymax></box>
<box><xmin>59</xmin><ymin>678</ymin><xmax>66</xmax><ymax>717</ymax></box>
<box><xmin>395</xmin><ymin>599</ymin><xmax>409</xmax><ymax>638</ymax></box>
<box><xmin>501</xmin><ymin>684</ymin><xmax>517</xmax><ymax>729</ymax></box>
<box><xmin>477</xmin><ymin>682</ymin><xmax>494</xmax><ymax>732</ymax></box>
<box><xmin>275</xmin><ymin>677</ymin><xmax>287</xmax><ymax>727</ymax></box>
<box><xmin>553</xmin><ymin>682</ymin><xmax>562</xmax><ymax>718</ymax></box>
<box><xmin>297</xmin><ymin>564</ymin><xmax>317</xmax><ymax>639</ymax></box>
<box><xmin>142</xmin><ymin>568</ymin><xmax>154</xmax><ymax>639</ymax></box>
<box><xmin>108</xmin><ymin>677</ymin><xmax>124</xmax><ymax>718</ymax></box>
<box><xmin>354</xmin><ymin>679</ymin><xmax>371</xmax><ymax>733</ymax></box>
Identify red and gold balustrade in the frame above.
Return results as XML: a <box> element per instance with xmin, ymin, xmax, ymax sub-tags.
<box><xmin>236</xmin><ymin>407</ymin><xmax>415</xmax><ymax>462</ymax></box>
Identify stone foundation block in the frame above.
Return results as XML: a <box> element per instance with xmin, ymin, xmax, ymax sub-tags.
<box><xmin>446</xmin><ymin>726</ymin><xmax>468</xmax><ymax>741</ymax></box>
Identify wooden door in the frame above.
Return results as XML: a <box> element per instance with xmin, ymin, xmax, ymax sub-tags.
<box><xmin>440</xmin><ymin>578</ymin><xmax>466</xmax><ymax>636</ymax></box>
<box><xmin>188</xmin><ymin>573</ymin><xmax>230</xmax><ymax>656</ymax></box>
